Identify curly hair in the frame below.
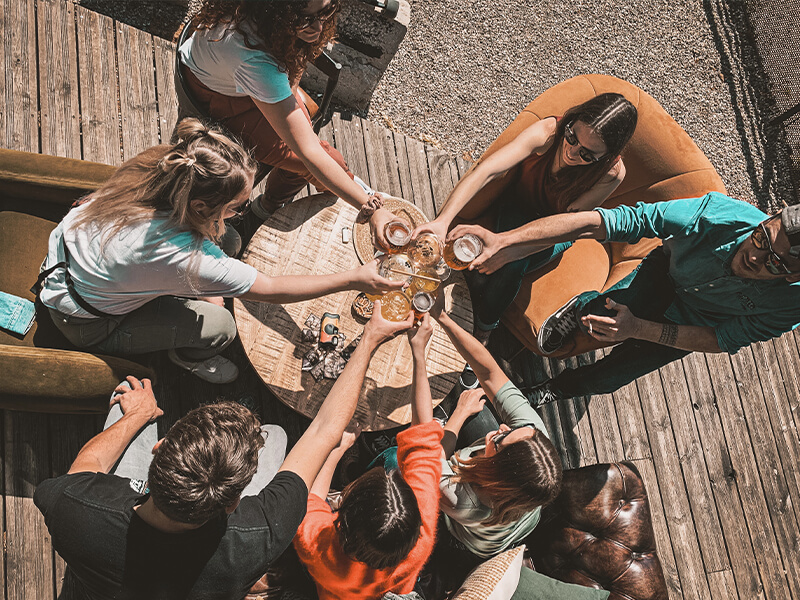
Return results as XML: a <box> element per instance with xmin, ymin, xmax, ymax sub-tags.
<box><xmin>148</xmin><ymin>401</ymin><xmax>265</xmax><ymax>525</ymax></box>
<box><xmin>193</xmin><ymin>0</ymin><xmax>340</xmax><ymax>85</ymax></box>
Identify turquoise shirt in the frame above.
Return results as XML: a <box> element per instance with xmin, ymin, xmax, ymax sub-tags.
<box><xmin>596</xmin><ymin>192</ymin><xmax>800</xmax><ymax>353</ymax></box>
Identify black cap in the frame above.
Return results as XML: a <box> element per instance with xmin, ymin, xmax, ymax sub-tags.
<box><xmin>781</xmin><ymin>204</ymin><xmax>800</xmax><ymax>258</ymax></box>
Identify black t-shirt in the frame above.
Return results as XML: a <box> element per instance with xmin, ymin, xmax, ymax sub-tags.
<box><xmin>34</xmin><ymin>470</ymin><xmax>308</xmax><ymax>600</ymax></box>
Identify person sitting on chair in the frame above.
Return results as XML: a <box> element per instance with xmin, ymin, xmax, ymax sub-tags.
<box><xmin>517</xmin><ymin>193</ymin><xmax>800</xmax><ymax>407</ymax></box>
<box><xmin>413</xmin><ymin>93</ymin><xmax>637</xmax><ymax>344</ymax></box>
<box><xmin>293</xmin><ymin>313</ymin><xmax>443</xmax><ymax>600</ymax></box>
<box><xmin>430</xmin><ymin>296</ymin><xmax>562</xmax><ymax>562</ymax></box>
<box><xmin>38</xmin><ymin>119</ymin><xmax>400</xmax><ymax>384</ymax></box>
<box><xmin>179</xmin><ymin>0</ymin><xmax>395</xmax><ymax>246</ymax></box>
<box><xmin>34</xmin><ymin>304</ymin><xmax>412</xmax><ymax>600</ymax></box>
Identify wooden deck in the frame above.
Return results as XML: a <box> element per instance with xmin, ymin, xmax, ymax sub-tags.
<box><xmin>2</xmin><ymin>1</ymin><xmax>800</xmax><ymax>599</ymax></box>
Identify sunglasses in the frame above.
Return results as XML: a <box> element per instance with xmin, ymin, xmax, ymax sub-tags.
<box><xmin>295</xmin><ymin>3</ymin><xmax>338</xmax><ymax>29</ymax></box>
<box><xmin>563</xmin><ymin>123</ymin><xmax>604</xmax><ymax>164</ymax></box>
<box><xmin>750</xmin><ymin>221</ymin><xmax>796</xmax><ymax>275</ymax></box>
<box><xmin>490</xmin><ymin>425</ymin><xmax>534</xmax><ymax>448</ymax></box>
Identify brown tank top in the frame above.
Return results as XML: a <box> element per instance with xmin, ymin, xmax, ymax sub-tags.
<box><xmin>513</xmin><ymin>152</ymin><xmax>555</xmax><ymax>218</ymax></box>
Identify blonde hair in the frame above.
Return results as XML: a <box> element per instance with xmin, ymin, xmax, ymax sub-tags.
<box><xmin>70</xmin><ymin>118</ymin><xmax>257</xmax><ymax>244</ymax></box>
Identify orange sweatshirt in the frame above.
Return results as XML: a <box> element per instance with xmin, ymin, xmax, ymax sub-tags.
<box><xmin>293</xmin><ymin>421</ymin><xmax>444</xmax><ymax>600</ymax></box>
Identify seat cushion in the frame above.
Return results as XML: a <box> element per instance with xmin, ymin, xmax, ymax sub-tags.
<box><xmin>526</xmin><ymin>462</ymin><xmax>668</xmax><ymax>600</ymax></box>
<box><xmin>0</xmin><ymin>211</ymin><xmax>56</xmax><ymax>347</ymax></box>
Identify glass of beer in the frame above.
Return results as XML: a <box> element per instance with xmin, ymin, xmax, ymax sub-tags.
<box><xmin>444</xmin><ymin>233</ymin><xmax>483</xmax><ymax>270</ymax></box>
<box><xmin>408</xmin><ymin>266</ymin><xmax>440</xmax><ymax>296</ymax></box>
<box><xmin>384</xmin><ymin>219</ymin><xmax>412</xmax><ymax>253</ymax></box>
<box><xmin>378</xmin><ymin>253</ymin><xmax>414</xmax><ymax>285</ymax></box>
<box><xmin>408</xmin><ymin>233</ymin><xmax>442</xmax><ymax>268</ymax></box>
<box><xmin>380</xmin><ymin>290</ymin><xmax>412</xmax><ymax>321</ymax></box>
<box><xmin>434</xmin><ymin>259</ymin><xmax>451</xmax><ymax>283</ymax></box>
<box><xmin>411</xmin><ymin>291</ymin><xmax>434</xmax><ymax>321</ymax></box>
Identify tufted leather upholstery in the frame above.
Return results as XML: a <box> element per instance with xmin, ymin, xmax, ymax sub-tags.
<box><xmin>526</xmin><ymin>462</ymin><xmax>667</xmax><ymax>600</ymax></box>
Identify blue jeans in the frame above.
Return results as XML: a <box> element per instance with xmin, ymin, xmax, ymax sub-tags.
<box><xmin>465</xmin><ymin>197</ymin><xmax>572</xmax><ymax>331</ymax></box>
<box><xmin>550</xmin><ymin>248</ymin><xmax>690</xmax><ymax>398</ymax></box>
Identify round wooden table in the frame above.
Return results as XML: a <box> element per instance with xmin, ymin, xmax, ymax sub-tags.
<box><xmin>233</xmin><ymin>193</ymin><xmax>473</xmax><ymax>431</ymax></box>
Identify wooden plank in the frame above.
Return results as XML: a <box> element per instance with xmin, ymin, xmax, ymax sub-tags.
<box><xmin>402</xmin><ymin>136</ymin><xmax>436</xmax><ymax>220</ymax></box>
<box><xmin>632</xmin><ymin>458</ymin><xmax>685</xmax><ymax>600</ymax></box>
<box><xmin>753</xmin><ymin>337</ymin><xmax>800</xmax><ymax>527</ymax></box>
<box><xmin>36</xmin><ymin>0</ymin><xmax>80</xmax><ymax>159</ymax></box>
<box><xmin>116</xmin><ymin>23</ymin><xmax>160</xmax><ymax>159</ymax></box>
<box><xmin>705</xmin><ymin>351</ymin><xmax>791</xmax><ymax>600</ymax></box>
<box><xmin>392</xmin><ymin>133</ymin><xmax>416</xmax><ymax>203</ymax></box>
<box><xmin>153</xmin><ymin>36</ymin><xmax>179</xmax><ymax>144</ymax></box>
<box><xmin>75</xmin><ymin>7</ymin><xmax>120</xmax><ymax>164</ymax></box>
<box><xmin>362</xmin><ymin>118</ymin><xmax>403</xmax><ymax>197</ymax></box>
<box><xmin>4</xmin><ymin>412</ymin><xmax>53</xmax><ymax>600</ymax></box>
<box><xmin>553</xmin><ymin>355</ymin><xmax>595</xmax><ymax>468</ymax></box>
<box><xmin>729</xmin><ymin>347</ymin><xmax>800</xmax><ymax>598</ymax></box>
<box><xmin>682</xmin><ymin>353</ymin><xmax>761</xmax><ymax>599</ymax></box>
<box><xmin>707</xmin><ymin>570</ymin><xmax>740</xmax><ymax>600</ymax></box>
<box><xmin>584</xmin><ymin>349</ymin><xmax>624</xmax><ymax>463</ymax></box>
<box><xmin>1</xmin><ymin>0</ymin><xmax>38</xmax><ymax>152</ymax></box>
<box><xmin>659</xmin><ymin>359</ymin><xmax>730</xmax><ymax>574</ymax></box>
<box><xmin>330</xmin><ymin>113</ymin><xmax>371</xmax><ymax>189</ymax></box>
<box><xmin>635</xmin><ymin>370</ymin><xmax>713</xmax><ymax>600</ymax></box>
<box><xmin>425</xmin><ymin>146</ymin><xmax>457</xmax><ymax>215</ymax></box>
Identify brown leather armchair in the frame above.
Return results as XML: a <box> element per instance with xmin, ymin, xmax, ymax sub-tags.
<box><xmin>526</xmin><ymin>462</ymin><xmax>668</xmax><ymax>600</ymax></box>
<box><xmin>456</xmin><ymin>74</ymin><xmax>726</xmax><ymax>357</ymax></box>
<box><xmin>0</xmin><ymin>148</ymin><xmax>154</xmax><ymax>413</ymax></box>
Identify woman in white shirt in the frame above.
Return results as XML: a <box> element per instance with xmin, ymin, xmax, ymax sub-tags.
<box><xmin>180</xmin><ymin>0</ymin><xmax>395</xmax><ymax>247</ymax></box>
<box><xmin>39</xmin><ymin>119</ymin><xmax>400</xmax><ymax>383</ymax></box>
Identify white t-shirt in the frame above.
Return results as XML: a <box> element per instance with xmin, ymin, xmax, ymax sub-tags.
<box><xmin>180</xmin><ymin>21</ymin><xmax>294</xmax><ymax>105</ymax></box>
<box><xmin>40</xmin><ymin>203</ymin><xmax>258</xmax><ymax>318</ymax></box>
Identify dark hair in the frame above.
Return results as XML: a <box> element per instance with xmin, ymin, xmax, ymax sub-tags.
<box><xmin>453</xmin><ymin>430</ymin><xmax>563</xmax><ymax>526</ymax></box>
<box><xmin>71</xmin><ymin>118</ymin><xmax>257</xmax><ymax>243</ymax></box>
<box><xmin>334</xmin><ymin>467</ymin><xmax>422</xmax><ymax>570</ymax></box>
<box><xmin>148</xmin><ymin>401</ymin><xmax>265</xmax><ymax>525</ymax></box>
<box><xmin>194</xmin><ymin>0</ymin><xmax>341</xmax><ymax>85</ymax></box>
<box><xmin>542</xmin><ymin>92</ymin><xmax>638</xmax><ymax>212</ymax></box>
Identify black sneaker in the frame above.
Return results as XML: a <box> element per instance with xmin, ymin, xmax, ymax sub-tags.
<box><xmin>459</xmin><ymin>364</ymin><xmax>480</xmax><ymax>389</ymax></box>
<box><xmin>537</xmin><ymin>294</ymin><xmax>583</xmax><ymax>355</ymax></box>
<box><xmin>525</xmin><ymin>380</ymin><xmax>564</xmax><ymax>409</ymax></box>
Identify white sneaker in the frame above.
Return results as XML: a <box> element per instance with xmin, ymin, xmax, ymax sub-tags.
<box><xmin>167</xmin><ymin>349</ymin><xmax>239</xmax><ymax>384</ymax></box>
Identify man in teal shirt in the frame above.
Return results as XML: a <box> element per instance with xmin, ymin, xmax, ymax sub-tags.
<box><xmin>464</xmin><ymin>192</ymin><xmax>800</xmax><ymax>406</ymax></box>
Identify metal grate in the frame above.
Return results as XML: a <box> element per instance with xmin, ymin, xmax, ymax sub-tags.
<box><xmin>744</xmin><ymin>0</ymin><xmax>800</xmax><ymax>203</ymax></box>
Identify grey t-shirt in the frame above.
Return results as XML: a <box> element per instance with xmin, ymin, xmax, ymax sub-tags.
<box><xmin>439</xmin><ymin>380</ymin><xmax>550</xmax><ymax>558</ymax></box>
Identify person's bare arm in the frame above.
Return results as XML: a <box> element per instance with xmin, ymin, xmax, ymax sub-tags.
<box><xmin>254</xmin><ymin>96</ymin><xmax>395</xmax><ymax>247</ymax></box>
<box><xmin>278</xmin><ymin>303</ymin><xmax>414</xmax><ymax>489</ymax></box>
<box><xmin>430</xmin><ymin>295</ymin><xmax>509</xmax><ymax>399</ymax></box>
<box><xmin>68</xmin><ymin>378</ymin><xmax>163</xmax><ymax>474</ymax></box>
<box><xmin>308</xmin><ymin>428</ymin><xmax>359</xmax><ymax>499</ymax></box>
<box><xmin>584</xmin><ymin>298</ymin><xmax>723</xmax><ymax>353</ymax></box>
<box><xmin>407</xmin><ymin>313</ymin><xmax>435</xmax><ymax>425</ymax></box>
<box><xmin>240</xmin><ymin>259</ymin><xmax>403</xmax><ymax>303</ymax></box>
<box><xmin>441</xmin><ymin>389</ymin><xmax>486</xmax><ymax>458</ymax></box>
<box><xmin>450</xmin><ymin>210</ymin><xmax>607</xmax><ymax>275</ymax></box>
<box><xmin>414</xmin><ymin>118</ymin><xmax>556</xmax><ymax>242</ymax></box>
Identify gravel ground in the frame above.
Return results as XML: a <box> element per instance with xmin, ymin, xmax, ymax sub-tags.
<box><xmin>369</xmin><ymin>0</ymin><xmax>795</xmax><ymax>211</ymax></box>
<box><xmin>74</xmin><ymin>0</ymin><xmax>795</xmax><ymax>211</ymax></box>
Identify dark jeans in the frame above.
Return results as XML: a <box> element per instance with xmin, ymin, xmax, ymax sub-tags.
<box><xmin>465</xmin><ymin>196</ymin><xmax>573</xmax><ymax>331</ymax></box>
<box><xmin>550</xmin><ymin>248</ymin><xmax>690</xmax><ymax>398</ymax></box>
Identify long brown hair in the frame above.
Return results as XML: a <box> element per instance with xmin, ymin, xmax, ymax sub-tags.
<box><xmin>453</xmin><ymin>430</ymin><xmax>563</xmax><ymax>526</ymax></box>
<box><xmin>540</xmin><ymin>93</ymin><xmax>637</xmax><ymax>212</ymax></box>
<box><xmin>193</xmin><ymin>0</ymin><xmax>340</xmax><ymax>85</ymax></box>
<box><xmin>335</xmin><ymin>467</ymin><xmax>422</xmax><ymax>570</ymax></box>
<box><xmin>70</xmin><ymin>118</ymin><xmax>256</xmax><ymax>244</ymax></box>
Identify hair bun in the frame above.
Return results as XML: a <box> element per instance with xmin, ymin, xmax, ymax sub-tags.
<box><xmin>175</xmin><ymin>117</ymin><xmax>210</xmax><ymax>146</ymax></box>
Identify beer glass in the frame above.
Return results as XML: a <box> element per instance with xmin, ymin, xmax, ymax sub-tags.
<box><xmin>408</xmin><ymin>233</ymin><xmax>442</xmax><ymax>268</ymax></box>
<box><xmin>383</xmin><ymin>219</ymin><xmax>412</xmax><ymax>253</ymax></box>
<box><xmin>380</xmin><ymin>291</ymin><xmax>412</xmax><ymax>321</ymax></box>
<box><xmin>443</xmin><ymin>233</ymin><xmax>483</xmax><ymax>270</ymax></box>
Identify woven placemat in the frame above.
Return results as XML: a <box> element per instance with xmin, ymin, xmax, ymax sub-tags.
<box><xmin>353</xmin><ymin>196</ymin><xmax>429</xmax><ymax>264</ymax></box>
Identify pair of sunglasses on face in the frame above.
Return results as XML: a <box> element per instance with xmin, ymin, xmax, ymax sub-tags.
<box><xmin>490</xmin><ymin>424</ymin><xmax>535</xmax><ymax>448</ymax></box>
<box><xmin>295</xmin><ymin>3</ymin><xmax>338</xmax><ymax>29</ymax></box>
<box><xmin>750</xmin><ymin>221</ymin><xmax>799</xmax><ymax>275</ymax></box>
<box><xmin>563</xmin><ymin>122</ymin><xmax>605</xmax><ymax>164</ymax></box>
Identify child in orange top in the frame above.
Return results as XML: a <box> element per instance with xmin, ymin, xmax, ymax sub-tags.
<box><xmin>294</xmin><ymin>314</ymin><xmax>443</xmax><ymax>600</ymax></box>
